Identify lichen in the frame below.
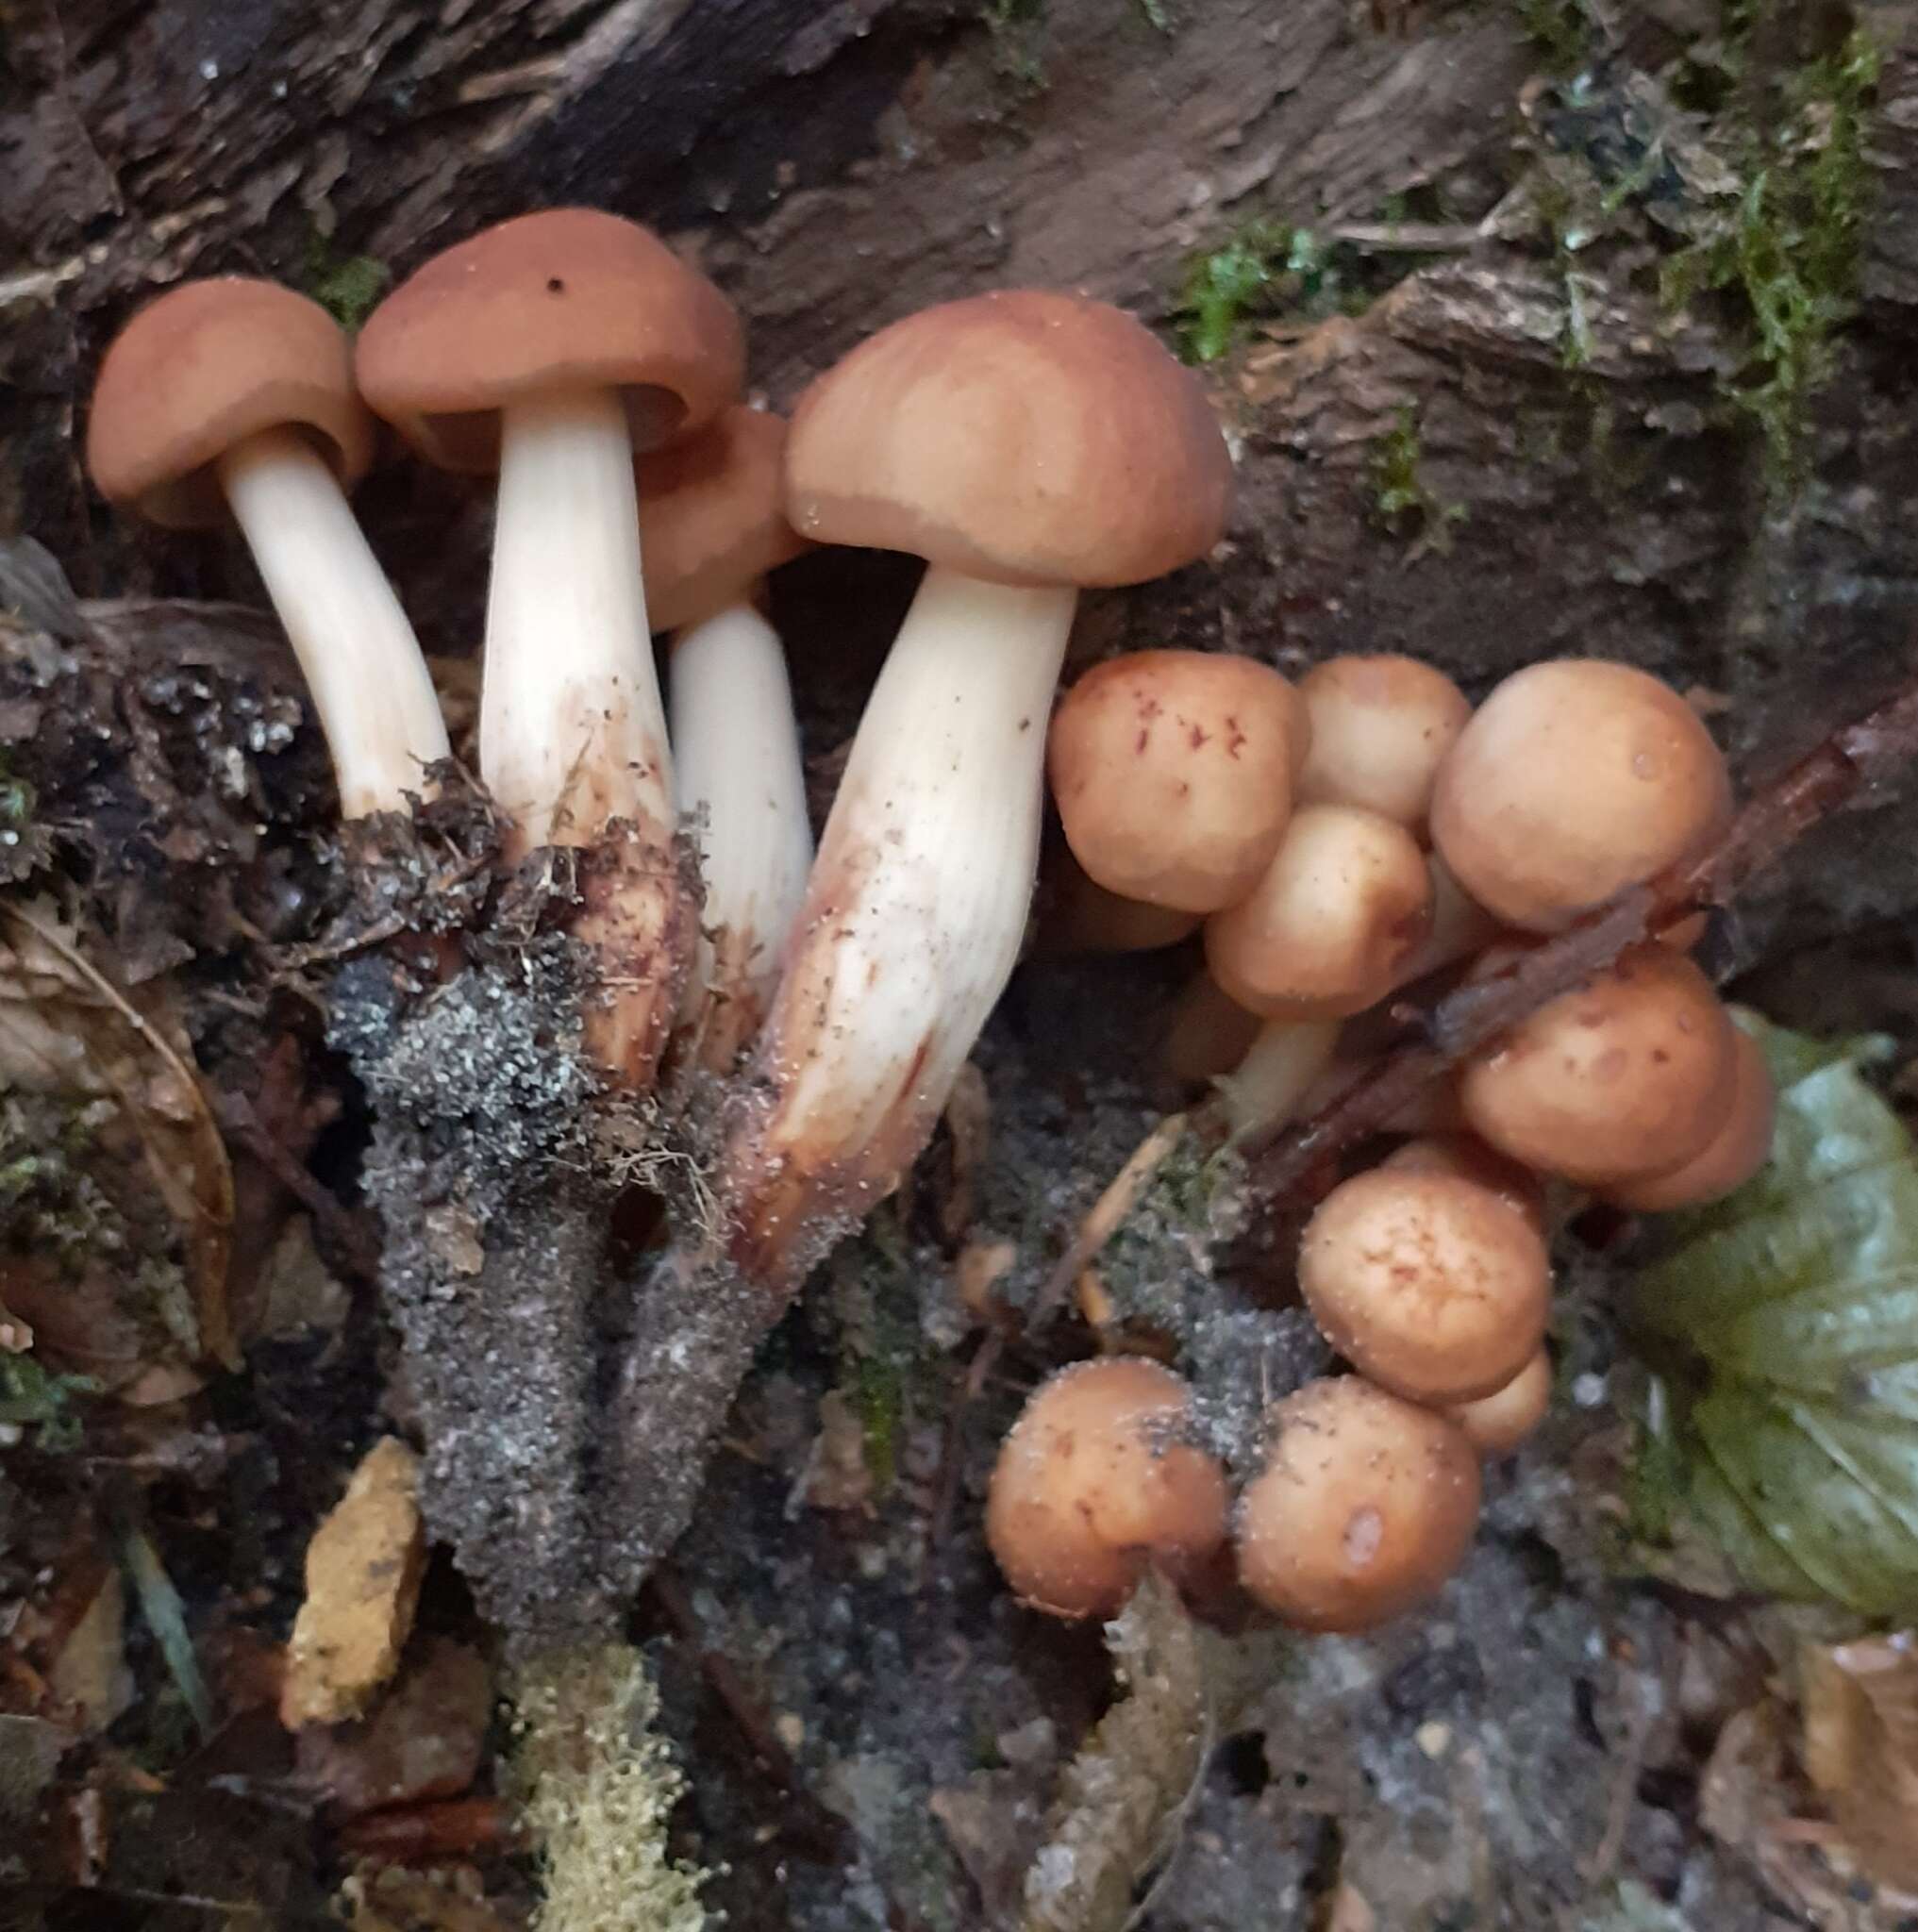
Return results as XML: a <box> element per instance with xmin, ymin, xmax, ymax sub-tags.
<box><xmin>511</xmin><ymin>1643</ymin><xmax>711</xmax><ymax>1932</ymax></box>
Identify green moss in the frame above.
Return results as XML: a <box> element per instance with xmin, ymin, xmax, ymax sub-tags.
<box><xmin>983</xmin><ymin>0</ymin><xmax>1049</xmax><ymax>89</ymax></box>
<box><xmin>1660</xmin><ymin>30</ymin><xmax>1880</xmax><ymax>488</ymax></box>
<box><xmin>855</xmin><ymin>1351</ymin><xmax>902</xmax><ymax>1493</ymax></box>
<box><xmin>1370</xmin><ymin>403</ymin><xmax>1468</xmax><ymax>549</ymax></box>
<box><xmin>1174</xmin><ymin>222</ymin><xmax>1328</xmax><ymax>363</ymax></box>
<box><xmin>0</xmin><ymin>1354</ymin><xmax>95</xmax><ymax>1451</ymax></box>
<box><xmin>1515</xmin><ymin>0</ymin><xmax>1589</xmax><ymax>76</ymax></box>
<box><xmin>301</xmin><ymin>237</ymin><xmax>392</xmax><ymax>331</ymax></box>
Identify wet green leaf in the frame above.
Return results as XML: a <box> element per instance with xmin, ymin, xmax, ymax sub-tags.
<box><xmin>1628</xmin><ymin>1015</ymin><xmax>1918</xmax><ymax>1615</ymax></box>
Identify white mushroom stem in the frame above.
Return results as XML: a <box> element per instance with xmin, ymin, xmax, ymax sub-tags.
<box><xmin>1219</xmin><ymin>1014</ymin><xmax>1343</xmax><ymax>1142</ymax></box>
<box><xmin>669</xmin><ymin>599</ymin><xmax>812</xmax><ymax>1072</ymax></box>
<box><xmin>480</xmin><ymin>389</ymin><xmax>670</xmax><ymax>853</ymax></box>
<box><xmin>217</xmin><ymin>427</ymin><xmax>448</xmax><ymax>819</ymax></box>
<box><xmin>724</xmin><ymin>565</ymin><xmax>1076</xmax><ymax>1284</ymax></box>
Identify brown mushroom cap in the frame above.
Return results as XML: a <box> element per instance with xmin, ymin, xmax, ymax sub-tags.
<box><xmin>1298</xmin><ymin>1169</ymin><xmax>1552</xmax><ymax>1403</ymax></box>
<box><xmin>1378</xmin><ymin>1133</ymin><xmax>1547</xmax><ymax>1232</ymax></box>
<box><xmin>1235</xmin><ymin>1376</ymin><xmax>1481</xmax><ymax>1632</ymax></box>
<box><xmin>1037</xmin><ymin>846</ymin><xmax>1203</xmax><ymax>957</ymax></box>
<box><xmin>637</xmin><ymin>406</ymin><xmax>809</xmax><ymax>632</ymax></box>
<box><xmin>1296</xmin><ymin>655</ymin><xmax>1471</xmax><ymax>831</ymax></box>
<box><xmin>355</xmin><ymin>209</ymin><xmax>743</xmax><ymax>472</ymax></box>
<box><xmin>1430</xmin><ymin>659</ymin><xmax>1731</xmax><ymax>933</ymax></box>
<box><xmin>1204</xmin><ymin>804</ymin><xmax>1433</xmax><ymax>1018</ymax></box>
<box><xmin>986</xmin><ymin>1357</ymin><xmax>1229</xmax><ymax>1620</ymax></box>
<box><xmin>1048</xmin><ymin>651</ymin><xmax>1306</xmax><ymax>913</ymax></box>
<box><xmin>1603</xmin><ymin>1024</ymin><xmax>1776</xmax><ymax>1211</ymax></box>
<box><xmin>785</xmin><ymin>290</ymin><xmax>1232</xmax><ymax>589</ymax></box>
<box><xmin>1447</xmin><ymin>1348</ymin><xmax>1551</xmax><ymax>1457</ymax></box>
<box><xmin>86</xmin><ymin>278</ymin><xmax>375</xmax><ymax>530</ymax></box>
<box><xmin>1459</xmin><ymin>943</ymin><xmax>1738</xmax><ymax>1186</ymax></box>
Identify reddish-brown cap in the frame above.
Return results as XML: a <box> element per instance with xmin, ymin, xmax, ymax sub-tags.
<box><xmin>786</xmin><ymin>290</ymin><xmax>1232</xmax><ymax>588</ymax></box>
<box><xmin>638</xmin><ymin>407</ymin><xmax>809</xmax><ymax>632</ymax></box>
<box><xmin>355</xmin><ymin>209</ymin><xmax>743</xmax><ymax>471</ymax></box>
<box><xmin>1602</xmin><ymin>1024</ymin><xmax>1776</xmax><ymax>1212</ymax></box>
<box><xmin>87</xmin><ymin>278</ymin><xmax>375</xmax><ymax>530</ymax></box>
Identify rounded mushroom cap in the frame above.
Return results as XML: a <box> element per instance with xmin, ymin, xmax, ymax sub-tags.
<box><xmin>1377</xmin><ymin>1133</ymin><xmax>1547</xmax><ymax>1232</ymax></box>
<box><xmin>1430</xmin><ymin>659</ymin><xmax>1731</xmax><ymax>933</ymax></box>
<box><xmin>87</xmin><ymin>278</ymin><xmax>375</xmax><ymax>531</ymax></box>
<box><xmin>1603</xmin><ymin>1024</ymin><xmax>1776</xmax><ymax>1211</ymax></box>
<box><xmin>1204</xmin><ymin>804</ymin><xmax>1433</xmax><ymax>1018</ymax></box>
<box><xmin>637</xmin><ymin>407</ymin><xmax>808</xmax><ymax>632</ymax></box>
<box><xmin>1048</xmin><ymin>651</ymin><xmax>1306</xmax><ymax>913</ymax></box>
<box><xmin>1296</xmin><ymin>655</ymin><xmax>1471</xmax><ymax>831</ymax></box>
<box><xmin>355</xmin><ymin>209</ymin><xmax>743</xmax><ymax>472</ymax></box>
<box><xmin>1459</xmin><ymin>943</ymin><xmax>1738</xmax><ymax>1186</ymax></box>
<box><xmin>1298</xmin><ymin>1169</ymin><xmax>1552</xmax><ymax>1403</ymax></box>
<box><xmin>786</xmin><ymin>290</ymin><xmax>1232</xmax><ymax>589</ymax></box>
<box><xmin>986</xmin><ymin>1357</ymin><xmax>1229</xmax><ymax>1620</ymax></box>
<box><xmin>1447</xmin><ymin>1347</ymin><xmax>1551</xmax><ymax>1457</ymax></box>
<box><xmin>1235</xmin><ymin>1376</ymin><xmax>1481</xmax><ymax>1632</ymax></box>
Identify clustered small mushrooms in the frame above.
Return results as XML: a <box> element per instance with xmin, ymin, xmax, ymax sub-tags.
<box><xmin>85</xmin><ymin>211</ymin><xmax>1774</xmax><ymax>1654</ymax></box>
<box><xmin>990</xmin><ymin>652</ymin><xmax>1777</xmax><ymax>1639</ymax></box>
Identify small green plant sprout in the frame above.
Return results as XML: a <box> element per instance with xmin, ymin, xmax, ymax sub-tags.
<box><xmin>512</xmin><ymin>1644</ymin><xmax>711</xmax><ymax>1932</ymax></box>
<box><xmin>1369</xmin><ymin>402</ymin><xmax>1468</xmax><ymax>552</ymax></box>
<box><xmin>1660</xmin><ymin>30</ymin><xmax>1882</xmax><ymax>485</ymax></box>
<box><xmin>1175</xmin><ymin>222</ymin><xmax>1326</xmax><ymax>363</ymax></box>
<box><xmin>1516</xmin><ymin>0</ymin><xmax>1590</xmax><ymax>77</ymax></box>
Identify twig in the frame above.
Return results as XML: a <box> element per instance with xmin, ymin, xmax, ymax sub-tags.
<box><xmin>213</xmin><ymin>1091</ymin><xmax>385</xmax><ymax>1282</ymax></box>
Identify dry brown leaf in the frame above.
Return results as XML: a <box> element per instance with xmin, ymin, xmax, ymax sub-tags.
<box><xmin>1804</xmin><ymin>1633</ymin><xmax>1918</xmax><ymax>1895</ymax></box>
<box><xmin>0</xmin><ymin>901</ymin><xmax>236</xmax><ymax>1370</ymax></box>
<box><xmin>47</xmin><ymin>1566</ymin><xmax>133</xmax><ymax>1734</ymax></box>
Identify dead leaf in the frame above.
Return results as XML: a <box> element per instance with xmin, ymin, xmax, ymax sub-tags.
<box><xmin>0</xmin><ymin>901</ymin><xmax>236</xmax><ymax>1370</ymax></box>
<box><xmin>282</xmin><ymin>1438</ymin><xmax>426</xmax><ymax>1729</ymax></box>
<box><xmin>1804</xmin><ymin>1633</ymin><xmax>1918</xmax><ymax>1895</ymax></box>
<box><xmin>47</xmin><ymin>1565</ymin><xmax>132</xmax><ymax>1734</ymax></box>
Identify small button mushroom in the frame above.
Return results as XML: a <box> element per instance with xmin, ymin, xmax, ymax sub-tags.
<box><xmin>1295</xmin><ymin>655</ymin><xmax>1471</xmax><ymax>833</ymax></box>
<box><xmin>1038</xmin><ymin>846</ymin><xmax>1204</xmax><ymax>958</ymax></box>
<box><xmin>1430</xmin><ymin>659</ymin><xmax>1730</xmax><ymax>933</ymax></box>
<box><xmin>1602</xmin><ymin>1024</ymin><xmax>1776</xmax><ymax>1211</ymax></box>
<box><xmin>1459</xmin><ymin>943</ymin><xmax>1738</xmax><ymax>1187</ymax></box>
<box><xmin>358</xmin><ymin>210</ymin><xmax>744</xmax><ymax>1090</ymax></box>
<box><xmin>1377</xmin><ymin>1133</ymin><xmax>1547</xmax><ymax>1232</ymax></box>
<box><xmin>1205</xmin><ymin>805</ymin><xmax>1433</xmax><ymax>1018</ymax></box>
<box><xmin>1047</xmin><ymin>650</ymin><xmax>1307</xmax><ymax>913</ymax></box>
<box><xmin>86</xmin><ymin>279</ymin><xmax>448</xmax><ymax>820</ymax></box>
<box><xmin>987</xmin><ymin>1357</ymin><xmax>1229</xmax><ymax>1620</ymax></box>
<box><xmin>1235</xmin><ymin>1376</ymin><xmax>1481</xmax><ymax>1632</ymax></box>
<box><xmin>1298</xmin><ymin>1168</ymin><xmax>1551</xmax><ymax>1403</ymax></box>
<box><xmin>640</xmin><ymin>408</ymin><xmax>813</xmax><ymax>1074</ymax></box>
<box><xmin>1446</xmin><ymin>1347</ymin><xmax>1552</xmax><ymax>1456</ymax></box>
<box><xmin>727</xmin><ymin>290</ymin><xmax>1231</xmax><ymax>1288</ymax></box>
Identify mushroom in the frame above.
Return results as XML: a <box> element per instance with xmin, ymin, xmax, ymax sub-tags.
<box><xmin>1160</xmin><ymin>971</ymin><xmax>1263</xmax><ymax>1084</ymax></box>
<box><xmin>1205</xmin><ymin>804</ymin><xmax>1433</xmax><ymax>1018</ymax></box>
<box><xmin>1047</xmin><ymin>649</ymin><xmax>1307</xmax><ymax>912</ymax></box>
<box><xmin>1297</xmin><ymin>1168</ymin><xmax>1551</xmax><ymax>1403</ymax></box>
<box><xmin>1602</xmin><ymin>1023</ymin><xmax>1775</xmax><ymax>1211</ymax></box>
<box><xmin>1235</xmin><ymin>1376</ymin><xmax>1481</xmax><ymax>1632</ymax></box>
<box><xmin>356</xmin><ymin>209</ymin><xmax>743</xmax><ymax>1086</ymax></box>
<box><xmin>638</xmin><ymin>406</ymin><xmax>812</xmax><ymax>1072</ymax></box>
<box><xmin>1446</xmin><ymin>1348</ymin><xmax>1552</xmax><ymax>1457</ymax></box>
<box><xmin>86</xmin><ymin>278</ymin><xmax>448</xmax><ymax>819</ymax></box>
<box><xmin>1377</xmin><ymin>1133</ymin><xmax>1547</xmax><ymax>1231</ymax></box>
<box><xmin>986</xmin><ymin>1357</ymin><xmax>1229</xmax><ymax>1620</ymax></box>
<box><xmin>723</xmin><ymin>290</ymin><xmax>1230</xmax><ymax>1284</ymax></box>
<box><xmin>1459</xmin><ymin>943</ymin><xmax>1739</xmax><ymax>1186</ymax></box>
<box><xmin>1430</xmin><ymin>659</ymin><xmax>1731</xmax><ymax>932</ymax></box>
<box><xmin>1038</xmin><ymin>846</ymin><xmax>1204</xmax><ymax>957</ymax></box>
<box><xmin>1295</xmin><ymin>654</ymin><xmax>1470</xmax><ymax>833</ymax></box>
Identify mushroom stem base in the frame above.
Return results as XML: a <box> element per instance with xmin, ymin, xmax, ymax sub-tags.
<box><xmin>219</xmin><ymin>427</ymin><xmax>448</xmax><ymax>819</ymax></box>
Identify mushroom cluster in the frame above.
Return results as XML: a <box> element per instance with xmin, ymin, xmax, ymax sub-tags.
<box><xmin>991</xmin><ymin>653</ymin><xmax>1776</xmax><ymax>1637</ymax></box>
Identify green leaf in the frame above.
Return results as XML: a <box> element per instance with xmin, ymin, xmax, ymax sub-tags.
<box><xmin>1626</xmin><ymin>1013</ymin><xmax>1918</xmax><ymax>1615</ymax></box>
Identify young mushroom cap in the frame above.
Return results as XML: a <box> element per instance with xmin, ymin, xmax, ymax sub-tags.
<box><xmin>1296</xmin><ymin>655</ymin><xmax>1471</xmax><ymax>832</ymax></box>
<box><xmin>1235</xmin><ymin>1376</ymin><xmax>1481</xmax><ymax>1632</ymax></box>
<box><xmin>1459</xmin><ymin>943</ymin><xmax>1739</xmax><ymax>1186</ymax></box>
<box><xmin>1038</xmin><ymin>846</ymin><xmax>1204</xmax><ymax>956</ymax></box>
<box><xmin>1204</xmin><ymin>804</ymin><xmax>1433</xmax><ymax>1018</ymax></box>
<box><xmin>355</xmin><ymin>208</ymin><xmax>743</xmax><ymax>470</ymax></box>
<box><xmin>1446</xmin><ymin>1347</ymin><xmax>1552</xmax><ymax>1457</ymax></box>
<box><xmin>637</xmin><ymin>404</ymin><xmax>809</xmax><ymax>632</ymax></box>
<box><xmin>1377</xmin><ymin>1133</ymin><xmax>1547</xmax><ymax>1232</ymax></box>
<box><xmin>88</xmin><ymin>278</ymin><xmax>375</xmax><ymax>528</ymax></box>
<box><xmin>1047</xmin><ymin>650</ymin><xmax>1307</xmax><ymax>913</ymax></box>
<box><xmin>1298</xmin><ymin>1168</ymin><xmax>1552</xmax><ymax>1403</ymax></box>
<box><xmin>986</xmin><ymin>1357</ymin><xmax>1229</xmax><ymax>1620</ymax></box>
<box><xmin>1430</xmin><ymin>659</ymin><xmax>1731</xmax><ymax>933</ymax></box>
<box><xmin>1602</xmin><ymin>1024</ymin><xmax>1776</xmax><ymax>1211</ymax></box>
